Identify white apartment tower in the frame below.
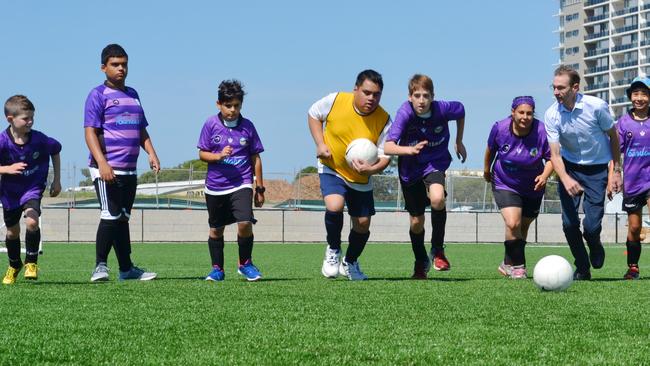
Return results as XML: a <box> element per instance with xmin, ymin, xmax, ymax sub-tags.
<box><xmin>556</xmin><ymin>0</ymin><xmax>650</xmax><ymax>118</ymax></box>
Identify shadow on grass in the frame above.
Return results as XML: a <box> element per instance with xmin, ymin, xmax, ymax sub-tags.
<box><xmin>366</xmin><ymin>277</ymin><xmax>472</xmax><ymax>282</ymax></box>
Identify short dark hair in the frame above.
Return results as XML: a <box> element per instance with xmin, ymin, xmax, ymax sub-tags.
<box><xmin>4</xmin><ymin>95</ymin><xmax>35</xmax><ymax>117</ymax></box>
<box><xmin>218</xmin><ymin>79</ymin><xmax>246</xmax><ymax>103</ymax></box>
<box><xmin>355</xmin><ymin>69</ymin><xmax>383</xmax><ymax>91</ymax></box>
<box><xmin>554</xmin><ymin>65</ymin><xmax>580</xmax><ymax>86</ymax></box>
<box><xmin>408</xmin><ymin>74</ymin><xmax>434</xmax><ymax>95</ymax></box>
<box><xmin>101</xmin><ymin>44</ymin><xmax>128</xmax><ymax>65</ymax></box>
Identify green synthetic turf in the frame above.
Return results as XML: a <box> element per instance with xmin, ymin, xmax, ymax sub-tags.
<box><xmin>0</xmin><ymin>243</ymin><xmax>648</xmax><ymax>365</ymax></box>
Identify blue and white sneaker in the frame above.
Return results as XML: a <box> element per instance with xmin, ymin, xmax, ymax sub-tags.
<box><xmin>119</xmin><ymin>266</ymin><xmax>157</xmax><ymax>281</ymax></box>
<box><xmin>205</xmin><ymin>265</ymin><xmax>225</xmax><ymax>281</ymax></box>
<box><xmin>237</xmin><ymin>260</ymin><xmax>262</xmax><ymax>281</ymax></box>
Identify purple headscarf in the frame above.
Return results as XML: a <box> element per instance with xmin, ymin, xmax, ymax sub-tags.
<box><xmin>511</xmin><ymin>96</ymin><xmax>535</xmax><ymax>110</ymax></box>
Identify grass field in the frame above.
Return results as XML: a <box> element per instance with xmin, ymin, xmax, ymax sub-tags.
<box><xmin>1</xmin><ymin>242</ymin><xmax>649</xmax><ymax>365</ymax></box>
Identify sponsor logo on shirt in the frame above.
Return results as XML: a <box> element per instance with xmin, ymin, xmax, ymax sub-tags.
<box><xmin>113</xmin><ymin>99</ymin><xmax>120</xmax><ymax>105</ymax></box>
<box><xmin>240</xmin><ymin>137</ymin><xmax>248</xmax><ymax>146</ymax></box>
<box><xmin>32</xmin><ymin>151</ymin><xmax>40</xmax><ymax>159</ymax></box>
<box><xmin>23</xmin><ymin>165</ymin><xmax>39</xmax><ymax>176</ymax></box>
<box><xmin>530</xmin><ymin>148</ymin><xmax>538</xmax><ymax>157</ymax></box>
<box><xmin>434</xmin><ymin>126</ymin><xmax>444</xmax><ymax>134</ymax></box>
<box><xmin>221</xmin><ymin>157</ymin><xmax>245</xmax><ymax>166</ymax></box>
<box><xmin>627</xmin><ymin>131</ymin><xmax>633</xmax><ymax>139</ymax></box>
<box><xmin>501</xmin><ymin>144</ymin><xmax>510</xmax><ymax>153</ymax></box>
<box><xmin>116</xmin><ymin>113</ymin><xmax>140</xmax><ymax>126</ymax></box>
<box><xmin>213</xmin><ymin>135</ymin><xmax>222</xmax><ymax>144</ymax></box>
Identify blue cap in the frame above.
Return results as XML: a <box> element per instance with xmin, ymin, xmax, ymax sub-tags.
<box><xmin>626</xmin><ymin>76</ymin><xmax>650</xmax><ymax>99</ymax></box>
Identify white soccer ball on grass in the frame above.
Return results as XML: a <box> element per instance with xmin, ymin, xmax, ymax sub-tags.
<box><xmin>345</xmin><ymin>138</ymin><xmax>378</xmax><ymax>168</ymax></box>
<box><xmin>533</xmin><ymin>255</ymin><xmax>573</xmax><ymax>291</ymax></box>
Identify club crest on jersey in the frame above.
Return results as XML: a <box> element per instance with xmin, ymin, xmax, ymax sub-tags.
<box><xmin>530</xmin><ymin>148</ymin><xmax>538</xmax><ymax>157</ymax></box>
<box><xmin>32</xmin><ymin>151</ymin><xmax>40</xmax><ymax>159</ymax></box>
<box><xmin>420</xmin><ymin>127</ymin><xmax>426</xmax><ymax>133</ymax></box>
<box><xmin>240</xmin><ymin>137</ymin><xmax>248</xmax><ymax>146</ymax></box>
<box><xmin>213</xmin><ymin>135</ymin><xmax>221</xmax><ymax>144</ymax></box>
<box><xmin>501</xmin><ymin>144</ymin><xmax>510</xmax><ymax>153</ymax></box>
<box><xmin>516</xmin><ymin>147</ymin><xmax>522</xmax><ymax>154</ymax></box>
<box><xmin>641</xmin><ymin>131</ymin><xmax>646</xmax><ymax>137</ymax></box>
<box><xmin>434</xmin><ymin>126</ymin><xmax>444</xmax><ymax>134</ymax></box>
<box><xmin>227</xmin><ymin>138</ymin><xmax>233</xmax><ymax>144</ymax></box>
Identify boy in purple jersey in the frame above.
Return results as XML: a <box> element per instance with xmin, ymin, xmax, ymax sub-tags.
<box><xmin>1</xmin><ymin>95</ymin><xmax>61</xmax><ymax>285</ymax></box>
<box><xmin>483</xmin><ymin>96</ymin><xmax>553</xmax><ymax>279</ymax></box>
<box><xmin>384</xmin><ymin>74</ymin><xmax>466</xmax><ymax>279</ymax></box>
<box><xmin>197</xmin><ymin>80</ymin><xmax>265</xmax><ymax>282</ymax></box>
<box><xmin>616</xmin><ymin>77</ymin><xmax>650</xmax><ymax>280</ymax></box>
<box><xmin>84</xmin><ymin>44</ymin><xmax>160</xmax><ymax>282</ymax></box>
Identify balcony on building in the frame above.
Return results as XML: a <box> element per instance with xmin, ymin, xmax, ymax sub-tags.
<box><xmin>584</xmin><ymin>0</ymin><xmax>608</xmax><ymax>8</ymax></box>
<box><xmin>612</xmin><ymin>6</ymin><xmax>639</xmax><ymax>18</ymax></box>
<box><xmin>584</xmin><ymin>82</ymin><xmax>610</xmax><ymax>91</ymax></box>
<box><xmin>585</xmin><ymin>30</ymin><xmax>610</xmax><ymax>40</ymax></box>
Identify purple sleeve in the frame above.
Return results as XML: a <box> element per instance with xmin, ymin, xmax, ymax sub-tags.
<box><xmin>616</xmin><ymin>120</ymin><xmax>625</xmax><ymax>153</ymax></box>
<box><xmin>84</xmin><ymin>89</ymin><xmax>104</xmax><ymax>128</ymax></box>
<box><xmin>197</xmin><ymin>119</ymin><xmax>214</xmax><ymax>152</ymax></box>
<box><xmin>440</xmin><ymin>101</ymin><xmax>465</xmax><ymax>120</ymax></box>
<box><xmin>385</xmin><ymin>101</ymin><xmax>413</xmax><ymax>142</ymax></box>
<box><xmin>249</xmin><ymin>123</ymin><xmax>264</xmax><ymax>155</ymax></box>
<box><xmin>47</xmin><ymin>137</ymin><xmax>62</xmax><ymax>155</ymax></box>
<box><xmin>133</xmin><ymin>89</ymin><xmax>149</xmax><ymax>128</ymax></box>
<box><xmin>486</xmin><ymin>122</ymin><xmax>499</xmax><ymax>152</ymax></box>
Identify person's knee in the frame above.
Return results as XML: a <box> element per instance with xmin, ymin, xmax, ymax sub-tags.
<box><xmin>430</xmin><ymin>194</ymin><xmax>446</xmax><ymax>211</ymax></box>
<box><xmin>352</xmin><ymin>217</ymin><xmax>371</xmax><ymax>233</ymax></box>
<box><xmin>409</xmin><ymin>215</ymin><xmax>425</xmax><ymax>232</ymax></box>
<box><xmin>238</xmin><ymin>222</ymin><xmax>253</xmax><ymax>237</ymax></box>
<box><xmin>5</xmin><ymin>224</ymin><xmax>20</xmax><ymax>240</ymax></box>
<box><xmin>504</xmin><ymin>217</ymin><xmax>521</xmax><ymax>233</ymax></box>
<box><xmin>209</xmin><ymin>227</ymin><xmax>223</xmax><ymax>239</ymax></box>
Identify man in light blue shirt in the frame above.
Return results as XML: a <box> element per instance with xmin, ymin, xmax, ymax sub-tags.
<box><xmin>544</xmin><ymin>65</ymin><xmax>622</xmax><ymax>280</ymax></box>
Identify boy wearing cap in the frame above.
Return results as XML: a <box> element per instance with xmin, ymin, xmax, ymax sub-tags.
<box><xmin>384</xmin><ymin>74</ymin><xmax>466</xmax><ymax>279</ymax></box>
<box><xmin>616</xmin><ymin>76</ymin><xmax>650</xmax><ymax>280</ymax></box>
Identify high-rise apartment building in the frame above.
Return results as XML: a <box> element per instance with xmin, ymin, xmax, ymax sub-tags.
<box><xmin>556</xmin><ymin>0</ymin><xmax>650</xmax><ymax>118</ymax></box>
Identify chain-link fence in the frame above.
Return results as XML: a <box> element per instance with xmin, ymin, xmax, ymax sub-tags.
<box><xmin>49</xmin><ymin>168</ymin><xmax>563</xmax><ymax>213</ymax></box>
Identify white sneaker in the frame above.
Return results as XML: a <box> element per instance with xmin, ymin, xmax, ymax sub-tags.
<box><xmin>339</xmin><ymin>260</ymin><xmax>368</xmax><ymax>281</ymax></box>
<box><xmin>321</xmin><ymin>246</ymin><xmax>341</xmax><ymax>278</ymax></box>
<box><xmin>90</xmin><ymin>263</ymin><xmax>110</xmax><ymax>282</ymax></box>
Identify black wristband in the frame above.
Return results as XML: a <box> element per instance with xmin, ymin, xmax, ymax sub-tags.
<box><xmin>255</xmin><ymin>186</ymin><xmax>265</xmax><ymax>194</ymax></box>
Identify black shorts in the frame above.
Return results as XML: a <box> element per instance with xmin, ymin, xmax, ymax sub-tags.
<box><xmin>622</xmin><ymin>190</ymin><xmax>650</xmax><ymax>213</ymax></box>
<box><xmin>401</xmin><ymin>171</ymin><xmax>446</xmax><ymax>216</ymax></box>
<box><xmin>205</xmin><ymin>188</ymin><xmax>257</xmax><ymax>228</ymax></box>
<box><xmin>93</xmin><ymin>175</ymin><xmax>137</xmax><ymax>221</ymax></box>
<box><xmin>3</xmin><ymin>199</ymin><xmax>41</xmax><ymax>227</ymax></box>
<box><xmin>493</xmin><ymin>189</ymin><xmax>542</xmax><ymax>219</ymax></box>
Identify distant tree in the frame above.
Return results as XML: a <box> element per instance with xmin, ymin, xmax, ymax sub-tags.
<box><xmin>294</xmin><ymin>166</ymin><xmax>318</xmax><ymax>181</ymax></box>
<box><xmin>79</xmin><ymin>168</ymin><xmax>93</xmax><ymax>186</ymax></box>
<box><xmin>138</xmin><ymin>159</ymin><xmax>208</xmax><ymax>183</ymax></box>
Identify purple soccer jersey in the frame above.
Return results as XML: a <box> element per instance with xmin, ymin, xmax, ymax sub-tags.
<box><xmin>487</xmin><ymin>117</ymin><xmax>551</xmax><ymax>197</ymax></box>
<box><xmin>197</xmin><ymin>114</ymin><xmax>264</xmax><ymax>192</ymax></box>
<box><xmin>0</xmin><ymin>129</ymin><xmax>62</xmax><ymax>210</ymax></box>
<box><xmin>617</xmin><ymin>113</ymin><xmax>650</xmax><ymax>197</ymax></box>
<box><xmin>84</xmin><ymin>84</ymin><xmax>149</xmax><ymax>171</ymax></box>
<box><xmin>386</xmin><ymin>100</ymin><xmax>465</xmax><ymax>184</ymax></box>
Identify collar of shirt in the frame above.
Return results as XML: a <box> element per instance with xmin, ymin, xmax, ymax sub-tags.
<box><xmin>559</xmin><ymin>93</ymin><xmax>583</xmax><ymax>113</ymax></box>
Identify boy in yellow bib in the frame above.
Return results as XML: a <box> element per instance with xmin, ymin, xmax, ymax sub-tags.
<box><xmin>308</xmin><ymin>70</ymin><xmax>391</xmax><ymax>280</ymax></box>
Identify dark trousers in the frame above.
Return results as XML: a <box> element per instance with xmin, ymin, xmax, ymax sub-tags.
<box><xmin>558</xmin><ymin>160</ymin><xmax>608</xmax><ymax>272</ymax></box>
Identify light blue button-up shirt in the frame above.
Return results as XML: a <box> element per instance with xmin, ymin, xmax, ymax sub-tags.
<box><xmin>544</xmin><ymin>93</ymin><xmax>614</xmax><ymax>165</ymax></box>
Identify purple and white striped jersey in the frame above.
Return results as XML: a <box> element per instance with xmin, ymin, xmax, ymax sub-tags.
<box><xmin>0</xmin><ymin>129</ymin><xmax>61</xmax><ymax>210</ymax></box>
<box><xmin>84</xmin><ymin>84</ymin><xmax>149</xmax><ymax>172</ymax></box>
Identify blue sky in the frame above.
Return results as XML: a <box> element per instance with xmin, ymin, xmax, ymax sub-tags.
<box><xmin>0</xmin><ymin>1</ymin><xmax>559</xmax><ymax>184</ymax></box>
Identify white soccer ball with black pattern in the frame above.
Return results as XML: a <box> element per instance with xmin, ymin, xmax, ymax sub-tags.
<box><xmin>345</xmin><ymin>138</ymin><xmax>378</xmax><ymax>168</ymax></box>
<box><xmin>533</xmin><ymin>255</ymin><xmax>573</xmax><ymax>291</ymax></box>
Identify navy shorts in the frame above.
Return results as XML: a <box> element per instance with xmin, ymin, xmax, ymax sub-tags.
<box><xmin>622</xmin><ymin>190</ymin><xmax>650</xmax><ymax>213</ymax></box>
<box><xmin>319</xmin><ymin>173</ymin><xmax>375</xmax><ymax>217</ymax></box>
<box><xmin>3</xmin><ymin>199</ymin><xmax>41</xmax><ymax>227</ymax></box>
<box><xmin>205</xmin><ymin>188</ymin><xmax>256</xmax><ymax>228</ymax></box>
<box><xmin>401</xmin><ymin>171</ymin><xmax>446</xmax><ymax>216</ymax></box>
<box><xmin>493</xmin><ymin>189</ymin><xmax>542</xmax><ymax>219</ymax></box>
